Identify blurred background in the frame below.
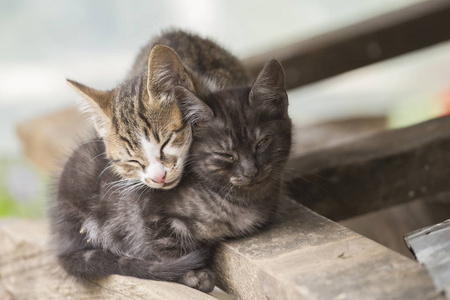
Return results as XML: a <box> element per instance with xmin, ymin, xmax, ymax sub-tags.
<box><xmin>1</xmin><ymin>0</ymin><xmax>450</xmax><ymax>256</ymax></box>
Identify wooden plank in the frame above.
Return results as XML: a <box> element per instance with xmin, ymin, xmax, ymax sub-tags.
<box><xmin>340</xmin><ymin>199</ymin><xmax>450</xmax><ymax>259</ymax></box>
<box><xmin>243</xmin><ymin>0</ymin><xmax>450</xmax><ymax>89</ymax></box>
<box><xmin>0</xmin><ymin>219</ymin><xmax>216</xmax><ymax>300</ymax></box>
<box><xmin>214</xmin><ymin>197</ymin><xmax>442</xmax><ymax>300</ymax></box>
<box><xmin>16</xmin><ymin>107</ymin><xmax>92</xmax><ymax>172</ymax></box>
<box><xmin>292</xmin><ymin>117</ymin><xmax>386</xmax><ymax>156</ymax></box>
<box><xmin>0</xmin><ymin>201</ymin><xmax>442</xmax><ymax>300</ymax></box>
<box><xmin>286</xmin><ymin>115</ymin><xmax>450</xmax><ymax>221</ymax></box>
<box><xmin>405</xmin><ymin>219</ymin><xmax>450</xmax><ymax>298</ymax></box>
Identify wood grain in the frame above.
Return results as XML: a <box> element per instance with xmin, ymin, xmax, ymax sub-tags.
<box><xmin>0</xmin><ymin>219</ymin><xmax>215</xmax><ymax>300</ymax></box>
<box><xmin>214</xmin><ymin>198</ymin><xmax>442</xmax><ymax>300</ymax></box>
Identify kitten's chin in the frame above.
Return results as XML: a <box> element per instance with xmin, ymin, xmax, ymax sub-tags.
<box><xmin>161</xmin><ymin>177</ymin><xmax>181</xmax><ymax>189</ymax></box>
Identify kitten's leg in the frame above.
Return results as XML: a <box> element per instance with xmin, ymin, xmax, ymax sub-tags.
<box><xmin>58</xmin><ymin>248</ymin><xmax>208</xmax><ymax>283</ymax></box>
<box><xmin>179</xmin><ymin>268</ymin><xmax>216</xmax><ymax>293</ymax></box>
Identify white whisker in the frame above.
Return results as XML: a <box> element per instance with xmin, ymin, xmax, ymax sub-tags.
<box><xmin>88</xmin><ymin>151</ymin><xmax>106</xmax><ymax>163</ymax></box>
<box><xmin>96</xmin><ymin>161</ymin><xmax>115</xmax><ymax>183</ymax></box>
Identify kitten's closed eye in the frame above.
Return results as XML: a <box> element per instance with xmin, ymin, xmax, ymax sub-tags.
<box><xmin>256</xmin><ymin>136</ymin><xmax>271</xmax><ymax>151</ymax></box>
<box><xmin>213</xmin><ymin>152</ymin><xmax>237</xmax><ymax>162</ymax></box>
<box><xmin>128</xmin><ymin>160</ymin><xmax>145</xmax><ymax>169</ymax></box>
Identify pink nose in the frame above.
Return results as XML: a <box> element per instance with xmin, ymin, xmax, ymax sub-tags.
<box><xmin>151</xmin><ymin>172</ymin><xmax>166</xmax><ymax>184</ymax></box>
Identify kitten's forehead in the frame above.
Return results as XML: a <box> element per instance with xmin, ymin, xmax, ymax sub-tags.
<box><xmin>148</xmin><ymin>101</ymin><xmax>184</xmax><ymax>133</ymax></box>
<box><xmin>110</xmin><ymin>80</ymin><xmax>186</xmax><ymax>155</ymax></box>
<box><xmin>211</xmin><ymin>89</ymin><xmax>261</xmax><ymax>138</ymax></box>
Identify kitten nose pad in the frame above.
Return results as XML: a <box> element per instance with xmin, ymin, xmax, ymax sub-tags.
<box><xmin>151</xmin><ymin>171</ymin><xmax>166</xmax><ymax>184</ymax></box>
<box><xmin>242</xmin><ymin>158</ymin><xmax>258</xmax><ymax>179</ymax></box>
<box><xmin>147</xmin><ymin>163</ymin><xmax>166</xmax><ymax>184</ymax></box>
<box><xmin>243</xmin><ymin>167</ymin><xmax>258</xmax><ymax>179</ymax></box>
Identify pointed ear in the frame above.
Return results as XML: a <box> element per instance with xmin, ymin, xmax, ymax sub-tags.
<box><xmin>147</xmin><ymin>45</ymin><xmax>195</xmax><ymax>102</ymax></box>
<box><xmin>249</xmin><ymin>59</ymin><xmax>288</xmax><ymax>117</ymax></box>
<box><xmin>67</xmin><ymin>79</ymin><xmax>115</xmax><ymax>136</ymax></box>
<box><xmin>173</xmin><ymin>85</ymin><xmax>213</xmax><ymax>124</ymax></box>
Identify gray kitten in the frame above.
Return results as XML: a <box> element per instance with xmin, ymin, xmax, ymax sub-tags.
<box><xmin>50</xmin><ymin>31</ymin><xmax>292</xmax><ymax>293</ymax></box>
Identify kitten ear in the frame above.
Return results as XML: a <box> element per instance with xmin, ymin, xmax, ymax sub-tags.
<box><xmin>173</xmin><ymin>85</ymin><xmax>213</xmax><ymax>124</ymax></box>
<box><xmin>67</xmin><ymin>79</ymin><xmax>115</xmax><ymax>136</ymax></box>
<box><xmin>147</xmin><ymin>45</ymin><xmax>195</xmax><ymax>103</ymax></box>
<box><xmin>249</xmin><ymin>59</ymin><xmax>288</xmax><ymax>117</ymax></box>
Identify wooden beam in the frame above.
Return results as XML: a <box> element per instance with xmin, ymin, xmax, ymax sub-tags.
<box><xmin>0</xmin><ymin>219</ymin><xmax>216</xmax><ymax>300</ymax></box>
<box><xmin>340</xmin><ymin>198</ymin><xmax>450</xmax><ymax>259</ymax></box>
<box><xmin>214</xmin><ymin>197</ymin><xmax>442</xmax><ymax>299</ymax></box>
<box><xmin>16</xmin><ymin>107</ymin><xmax>92</xmax><ymax>172</ymax></box>
<box><xmin>244</xmin><ymin>0</ymin><xmax>450</xmax><ymax>89</ymax></box>
<box><xmin>0</xmin><ymin>203</ymin><xmax>443</xmax><ymax>300</ymax></box>
<box><xmin>286</xmin><ymin>115</ymin><xmax>450</xmax><ymax>221</ymax></box>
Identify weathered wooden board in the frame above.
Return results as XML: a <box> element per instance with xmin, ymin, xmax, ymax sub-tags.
<box><xmin>16</xmin><ymin>107</ymin><xmax>92</xmax><ymax>172</ymax></box>
<box><xmin>341</xmin><ymin>198</ymin><xmax>450</xmax><ymax>259</ymax></box>
<box><xmin>214</xmin><ymin>197</ymin><xmax>442</xmax><ymax>300</ymax></box>
<box><xmin>244</xmin><ymin>0</ymin><xmax>450</xmax><ymax>89</ymax></box>
<box><xmin>0</xmin><ymin>198</ymin><xmax>442</xmax><ymax>300</ymax></box>
<box><xmin>287</xmin><ymin>115</ymin><xmax>450</xmax><ymax>221</ymax></box>
<box><xmin>292</xmin><ymin>117</ymin><xmax>386</xmax><ymax>156</ymax></box>
<box><xmin>405</xmin><ymin>219</ymin><xmax>450</xmax><ymax>299</ymax></box>
<box><xmin>0</xmin><ymin>219</ymin><xmax>216</xmax><ymax>300</ymax></box>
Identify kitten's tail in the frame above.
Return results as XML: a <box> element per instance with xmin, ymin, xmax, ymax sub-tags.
<box><xmin>57</xmin><ymin>248</ymin><xmax>210</xmax><ymax>282</ymax></box>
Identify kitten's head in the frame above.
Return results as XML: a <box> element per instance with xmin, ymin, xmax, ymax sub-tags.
<box><xmin>68</xmin><ymin>45</ymin><xmax>194</xmax><ymax>189</ymax></box>
<box><xmin>175</xmin><ymin>59</ymin><xmax>292</xmax><ymax>196</ymax></box>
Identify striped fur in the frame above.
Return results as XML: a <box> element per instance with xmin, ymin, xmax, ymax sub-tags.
<box><xmin>67</xmin><ymin>30</ymin><xmax>248</xmax><ymax>189</ymax></box>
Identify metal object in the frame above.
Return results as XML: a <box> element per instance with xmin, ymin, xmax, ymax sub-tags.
<box><xmin>405</xmin><ymin>219</ymin><xmax>450</xmax><ymax>299</ymax></box>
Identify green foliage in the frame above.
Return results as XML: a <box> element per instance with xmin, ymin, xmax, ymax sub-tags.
<box><xmin>0</xmin><ymin>157</ymin><xmax>46</xmax><ymax>219</ymax></box>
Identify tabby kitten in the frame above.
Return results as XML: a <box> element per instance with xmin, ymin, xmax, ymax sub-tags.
<box><xmin>52</xmin><ymin>32</ymin><xmax>291</xmax><ymax>293</ymax></box>
<box><xmin>67</xmin><ymin>30</ymin><xmax>248</xmax><ymax>189</ymax></box>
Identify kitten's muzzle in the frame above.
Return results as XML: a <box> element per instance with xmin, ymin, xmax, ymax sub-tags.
<box><xmin>149</xmin><ymin>172</ymin><xmax>166</xmax><ymax>184</ymax></box>
<box><xmin>240</xmin><ymin>159</ymin><xmax>258</xmax><ymax>179</ymax></box>
<box><xmin>230</xmin><ymin>175</ymin><xmax>264</xmax><ymax>189</ymax></box>
<box><xmin>162</xmin><ymin>174</ymin><xmax>182</xmax><ymax>188</ymax></box>
<box><xmin>144</xmin><ymin>172</ymin><xmax>166</xmax><ymax>188</ymax></box>
<box><xmin>230</xmin><ymin>165</ymin><xmax>271</xmax><ymax>189</ymax></box>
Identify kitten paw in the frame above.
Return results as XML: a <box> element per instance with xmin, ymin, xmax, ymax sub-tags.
<box><xmin>179</xmin><ymin>268</ymin><xmax>216</xmax><ymax>293</ymax></box>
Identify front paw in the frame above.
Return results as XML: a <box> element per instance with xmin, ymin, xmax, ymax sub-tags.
<box><xmin>179</xmin><ymin>268</ymin><xmax>216</xmax><ymax>293</ymax></box>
